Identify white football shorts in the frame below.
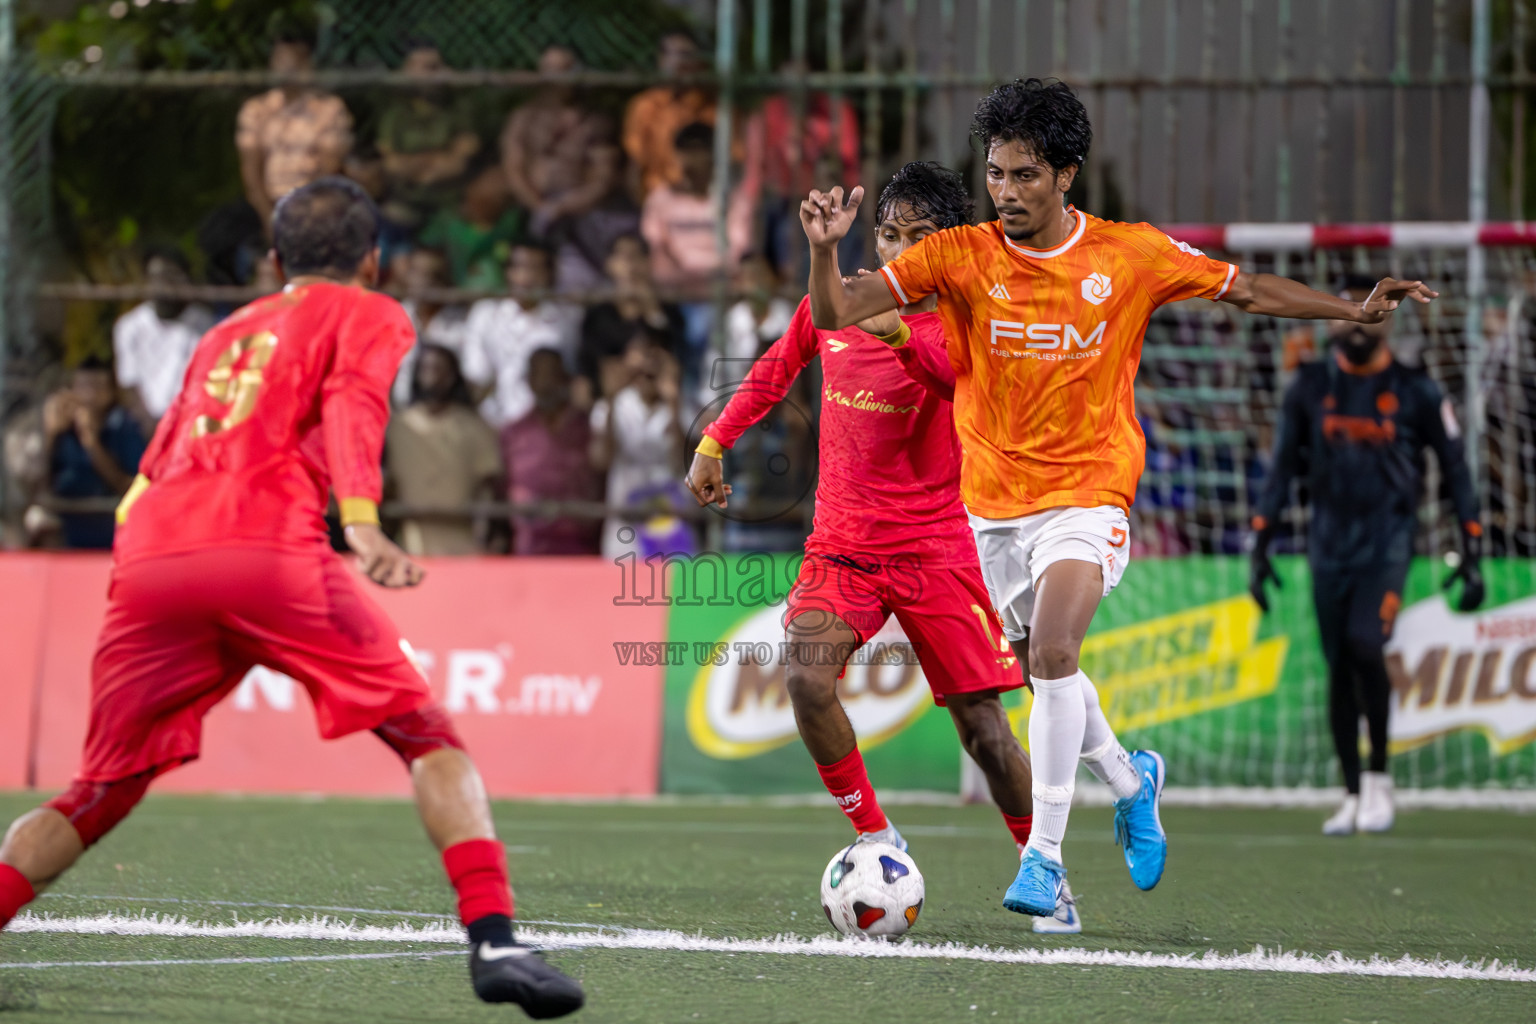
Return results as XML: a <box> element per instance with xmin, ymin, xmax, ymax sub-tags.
<box><xmin>968</xmin><ymin>505</ymin><xmax>1131</xmax><ymax>641</ymax></box>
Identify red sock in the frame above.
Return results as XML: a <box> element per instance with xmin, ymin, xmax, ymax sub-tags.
<box><xmin>442</xmin><ymin>839</ymin><xmax>514</xmax><ymax>928</ymax></box>
<box><xmin>815</xmin><ymin>747</ymin><xmax>888</xmax><ymax>834</ymax></box>
<box><xmin>1002</xmin><ymin>812</ymin><xmax>1033</xmax><ymax>853</ymax></box>
<box><xmin>0</xmin><ymin>863</ymin><xmax>35</xmax><ymax>929</ymax></box>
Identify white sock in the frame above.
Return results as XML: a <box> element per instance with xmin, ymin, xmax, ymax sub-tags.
<box><xmin>1022</xmin><ymin>673</ymin><xmax>1086</xmax><ymax>864</ymax></box>
<box><xmin>1077</xmin><ymin>672</ymin><xmax>1141</xmax><ymax>802</ymax></box>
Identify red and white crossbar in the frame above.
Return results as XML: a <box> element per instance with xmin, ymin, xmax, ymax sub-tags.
<box><xmin>1162</xmin><ymin>222</ymin><xmax>1536</xmax><ymax>251</ymax></box>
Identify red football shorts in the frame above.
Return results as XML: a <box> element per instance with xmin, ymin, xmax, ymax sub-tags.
<box><xmin>77</xmin><ymin>546</ymin><xmax>433</xmax><ymax>783</ymax></box>
<box><xmin>783</xmin><ymin>553</ymin><xmax>1024</xmax><ymax>705</ymax></box>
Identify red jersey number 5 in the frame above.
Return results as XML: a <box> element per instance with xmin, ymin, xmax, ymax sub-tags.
<box><xmin>194</xmin><ymin>331</ymin><xmax>278</xmax><ymax>437</ymax></box>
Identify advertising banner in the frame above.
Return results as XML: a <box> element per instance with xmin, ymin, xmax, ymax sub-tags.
<box><xmin>660</xmin><ymin>554</ymin><xmax>1536</xmax><ymax>793</ymax></box>
<box><xmin>16</xmin><ymin>555</ymin><xmax>666</xmax><ymax>798</ymax></box>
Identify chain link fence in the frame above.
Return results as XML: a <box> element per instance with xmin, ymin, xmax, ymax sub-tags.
<box><xmin>0</xmin><ymin>0</ymin><xmax>1532</xmax><ymax>556</ymax></box>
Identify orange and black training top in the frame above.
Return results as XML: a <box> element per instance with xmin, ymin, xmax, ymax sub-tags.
<box><xmin>1254</xmin><ymin>351</ymin><xmax>1481</xmax><ymax>567</ymax></box>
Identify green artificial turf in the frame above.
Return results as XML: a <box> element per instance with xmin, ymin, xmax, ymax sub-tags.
<box><xmin>0</xmin><ymin>795</ymin><xmax>1532</xmax><ymax>1023</ymax></box>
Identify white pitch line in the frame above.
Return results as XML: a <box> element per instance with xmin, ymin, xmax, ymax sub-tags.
<box><xmin>5</xmin><ymin>912</ymin><xmax>1531</xmax><ymax>983</ymax></box>
<box><xmin>0</xmin><ymin>950</ymin><xmax>466</xmax><ymax>970</ymax></box>
<box><xmin>9</xmin><ymin>913</ymin><xmax>467</xmax><ymax>944</ymax></box>
<box><xmin>34</xmin><ymin>893</ymin><xmax>602</xmax><ymax>930</ymax></box>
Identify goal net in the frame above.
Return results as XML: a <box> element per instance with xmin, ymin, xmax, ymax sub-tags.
<box><xmin>1082</xmin><ymin>236</ymin><xmax>1536</xmax><ymax>792</ymax></box>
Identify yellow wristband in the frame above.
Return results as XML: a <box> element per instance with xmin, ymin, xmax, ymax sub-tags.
<box><xmin>695</xmin><ymin>435</ymin><xmax>726</xmax><ymax>460</ymax></box>
<box><xmin>876</xmin><ymin>322</ymin><xmax>911</xmax><ymax>348</ymax></box>
<box><xmin>339</xmin><ymin>497</ymin><xmax>380</xmax><ymax>527</ymax></box>
<box><xmin>115</xmin><ymin>473</ymin><xmax>151</xmax><ymax>526</ymax></box>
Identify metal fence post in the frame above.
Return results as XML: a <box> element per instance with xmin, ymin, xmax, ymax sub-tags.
<box><xmin>0</xmin><ymin>0</ymin><xmax>13</xmax><ymax>515</ymax></box>
<box><xmin>1466</xmin><ymin>0</ymin><xmax>1490</xmax><ymax>523</ymax></box>
<box><xmin>708</xmin><ymin>0</ymin><xmax>738</xmax><ymax>555</ymax></box>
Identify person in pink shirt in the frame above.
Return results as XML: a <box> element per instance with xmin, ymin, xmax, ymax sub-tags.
<box><xmin>501</xmin><ymin>348</ymin><xmax>602</xmax><ymax>555</ymax></box>
<box><xmin>641</xmin><ymin>122</ymin><xmax>758</xmax><ymax>295</ymax></box>
<box><xmin>641</xmin><ymin>122</ymin><xmax>760</xmax><ymax>393</ymax></box>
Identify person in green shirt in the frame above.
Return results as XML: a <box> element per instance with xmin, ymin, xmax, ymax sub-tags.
<box><xmin>418</xmin><ymin>162</ymin><xmax>525</xmax><ymax>291</ymax></box>
<box><xmin>377</xmin><ymin>41</ymin><xmax>482</xmax><ymax>230</ymax></box>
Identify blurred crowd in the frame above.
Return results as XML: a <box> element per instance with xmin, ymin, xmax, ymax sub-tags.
<box><xmin>9</xmin><ymin>26</ymin><xmax>836</xmax><ymax>556</ymax></box>
<box><xmin>13</xmin><ymin>26</ymin><xmax>1519</xmax><ymax>560</ymax></box>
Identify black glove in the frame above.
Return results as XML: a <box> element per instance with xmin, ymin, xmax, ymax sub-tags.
<box><xmin>1443</xmin><ymin>557</ymin><xmax>1485</xmax><ymax>612</ymax></box>
<box><xmin>1249</xmin><ymin>544</ymin><xmax>1281</xmax><ymax>614</ymax></box>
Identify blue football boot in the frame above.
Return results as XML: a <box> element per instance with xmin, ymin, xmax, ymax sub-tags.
<box><xmin>1003</xmin><ymin>847</ymin><xmax>1066</xmax><ymax>917</ymax></box>
<box><xmin>1113</xmin><ymin>749</ymin><xmax>1168</xmax><ymax>891</ymax></box>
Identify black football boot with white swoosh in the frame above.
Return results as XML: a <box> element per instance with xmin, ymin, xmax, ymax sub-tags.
<box><xmin>470</xmin><ymin>938</ymin><xmax>585</xmax><ymax>1018</ymax></box>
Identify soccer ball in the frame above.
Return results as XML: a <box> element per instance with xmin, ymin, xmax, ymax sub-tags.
<box><xmin>819</xmin><ymin>842</ymin><xmax>925</xmax><ymax>937</ymax></box>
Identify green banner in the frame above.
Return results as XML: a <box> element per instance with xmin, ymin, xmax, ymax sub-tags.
<box><xmin>659</xmin><ymin>555</ymin><xmax>1536</xmax><ymax>794</ymax></box>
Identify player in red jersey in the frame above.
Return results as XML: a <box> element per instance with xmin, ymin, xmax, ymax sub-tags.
<box><xmin>686</xmin><ymin>163</ymin><xmax>1079</xmax><ymax>933</ymax></box>
<box><xmin>0</xmin><ymin>179</ymin><xmax>582</xmax><ymax>1018</ymax></box>
<box><xmin>800</xmin><ymin>79</ymin><xmax>1438</xmax><ymax>919</ymax></box>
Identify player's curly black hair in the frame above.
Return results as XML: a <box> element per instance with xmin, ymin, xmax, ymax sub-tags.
<box><xmin>970</xmin><ymin>78</ymin><xmax>1092</xmax><ymax>172</ymax></box>
<box><xmin>876</xmin><ymin>161</ymin><xmax>974</xmax><ymax>231</ymax></box>
<box><xmin>272</xmin><ymin>176</ymin><xmax>380</xmax><ymax>278</ymax></box>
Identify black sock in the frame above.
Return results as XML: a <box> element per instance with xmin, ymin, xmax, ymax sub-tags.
<box><xmin>468</xmin><ymin>913</ymin><xmax>515</xmax><ymax>947</ymax></box>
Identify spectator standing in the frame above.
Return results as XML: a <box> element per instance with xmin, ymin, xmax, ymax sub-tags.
<box><xmin>418</xmin><ymin>162</ymin><xmax>524</xmax><ymax>292</ymax></box>
<box><xmin>589</xmin><ymin>335</ymin><xmax>689</xmax><ymax>560</ymax></box>
<box><xmin>43</xmin><ymin>359</ymin><xmax>147</xmax><ymax>550</ymax></box>
<box><xmin>236</xmin><ymin>30</ymin><xmax>353</xmax><ymax>227</ymax></box>
<box><xmin>112</xmin><ymin>249</ymin><xmax>215</xmax><ymax>433</ymax></box>
<box><xmin>501</xmin><ymin>46</ymin><xmax>622</xmax><ymax>234</ymax></box>
<box><xmin>641</xmin><ymin>122</ymin><xmax>758</xmax><ymax>390</ymax></box>
<box><xmin>622</xmin><ymin>30</ymin><xmax>716</xmax><ymax>198</ymax></box>
<box><xmin>579</xmin><ymin>234</ymin><xmax>684</xmax><ymax>400</ymax></box>
<box><xmin>502</xmin><ymin>348</ymin><xmax>602</xmax><ymax>555</ymax></box>
<box><xmin>461</xmin><ymin>241</ymin><xmax>582</xmax><ymax>428</ymax></box>
<box><xmin>391</xmin><ymin>248</ymin><xmax>472</xmax><ymax>407</ymax></box>
<box><xmin>384</xmin><ymin>344</ymin><xmax>504</xmax><ymax>556</ymax></box>
<box><xmin>377</xmin><ymin>41</ymin><xmax>482</xmax><ymax>233</ymax></box>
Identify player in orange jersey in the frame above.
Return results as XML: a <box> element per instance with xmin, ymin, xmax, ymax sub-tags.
<box><xmin>798</xmin><ymin>78</ymin><xmax>1437</xmax><ymax>918</ymax></box>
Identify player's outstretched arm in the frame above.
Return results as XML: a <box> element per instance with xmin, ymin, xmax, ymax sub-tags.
<box><xmin>1221</xmin><ymin>273</ymin><xmax>1438</xmax><ymax>322</ymax></box>
<box><xmin>687</xmin><ymin>299</ymin><xmax>825</xmax><ymax>508</ymax></box>
<box><xmin>802</xmin><ymin>186</ymin><xmax>901</xmax><ymax>329</ymax></box>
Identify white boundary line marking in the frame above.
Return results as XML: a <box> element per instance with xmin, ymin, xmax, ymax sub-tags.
<box><xmin>1</xmin><ymin>950</ymin><xmax>466</xmax><ymax>970</ymax></box>
<box><xmin>5</xmin><ymin>913</ymin><xmax>1531</xmax><ymax>983</ymax></box>
<box><xmin>10</xmin><ymin>913</ymin><xmax>462</xmax><ymax>944</ymax></box>
<box><xmin>34</xmin><ymin>894</ymin><xmax>600</xmax><ymax>929</ymax></box>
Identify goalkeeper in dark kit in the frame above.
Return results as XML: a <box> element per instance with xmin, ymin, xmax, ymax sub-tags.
<box><xmin>1249</xmin><ymin>274</ymin><xmax>1484</xmax><ymax>835</ymax></box>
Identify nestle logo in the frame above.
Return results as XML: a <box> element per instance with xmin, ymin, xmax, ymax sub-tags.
<box><xmin>1476</xmin><ymin>616</ymin><xmax>1536</xmax><ymax>643</ymax></box>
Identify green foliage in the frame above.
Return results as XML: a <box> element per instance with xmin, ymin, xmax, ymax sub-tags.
<box><xmin>20</xmin><ymin>0</ymin><xmax>694</xmax><ymax>295</ymax></box>
<box><xmin>22</xmin><ymin>0</ymin><xmax>690</xmax><ymax>72</ymax></box>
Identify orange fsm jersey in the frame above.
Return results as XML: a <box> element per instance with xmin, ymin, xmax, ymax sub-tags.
<box><xmin>880</xmin><ymin>207</ymin><xmax>1237</xmax><ymax>518</ymax></box>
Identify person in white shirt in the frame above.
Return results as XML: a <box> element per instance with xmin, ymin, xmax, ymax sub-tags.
<box><xmin>389</xmin><ymin>248</ymin><xmax>472</xmax><ymax>407</ymax></box>
<box><xmin>460</xmin><ymin>240</ymin><xmax>581</xmax><ymax>427</ymax></box>
<box><xmin>112</xmin><ymin>250</ymin><xmax>215</xmax><ymax>432</ymax></box>
<box><xmin>589</xmin><ymin>332</ymin><xmax>688</xmax><ymax>560</ymax></box>
<box><xmin>721</xmin><ymin>255</ymin><xmax>794</xmax><ymax>362</ymax></box>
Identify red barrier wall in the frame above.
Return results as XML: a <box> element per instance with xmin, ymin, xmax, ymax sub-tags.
<box><xmin>7</xmin><ymin>554</ymin><xmax>666</xmax><ymax>798</ymax></box>
<box><xmin>0</xmin><ymin>556</ymin><xmax>51</xmax><ymax>788</ymax></box>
